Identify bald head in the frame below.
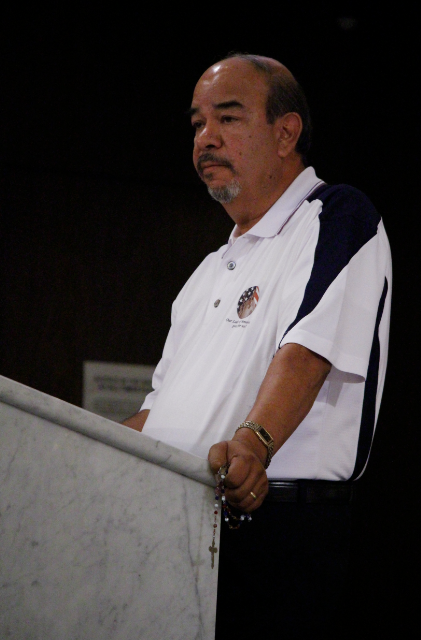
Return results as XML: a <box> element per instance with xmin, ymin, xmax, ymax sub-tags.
<box><xmin>228</xmin><ymin>54</ymin><xmax>296</xmax><ymax>81</ymax></box>
<box><xmin>211</xmin><ymin>53</ymin><xmax>312</xmax><ymax>160</ymax></box>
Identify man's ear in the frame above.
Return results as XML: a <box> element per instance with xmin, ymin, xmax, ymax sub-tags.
<box><xmin>276</xmin><ymin>112</ymin><xmax>303</xmax><ymax>158</ymax></box>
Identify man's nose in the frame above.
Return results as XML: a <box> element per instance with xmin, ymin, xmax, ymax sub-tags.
<box><xmin>195</xmin><ymin>123</ymin><xmax>222</xmax><ymax>150</ymax></box>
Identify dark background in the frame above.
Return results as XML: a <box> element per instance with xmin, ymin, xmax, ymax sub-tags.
<box><xmin>1</xmin><ymin>4</ymin><xmax>418</xmax><ymax>635</ymax></box>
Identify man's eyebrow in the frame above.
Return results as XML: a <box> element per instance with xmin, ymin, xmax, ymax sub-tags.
<box><xmin>214</xmin><ymin>100</ymin><xmax>244</xmax><ymax>110</ymax></box>
<box><xmin>187</xmin><ymin>101</ymin><xmax>245</xmax><ymax>118</ymax></box>
<box><xmin>187</xmin><ymin>106</ymin><xmax>199</xmax><ymax>117</ymax></box>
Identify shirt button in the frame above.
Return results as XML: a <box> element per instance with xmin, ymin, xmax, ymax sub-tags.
<box><xmin>214</xmin><ymin>299</ymin><xmax>221</xmax><ymax>307</ymax></box>
<box><xmin>227</xmin><ymin>261</ymin><xmax>236</xmax><ymax>270</ymax></box>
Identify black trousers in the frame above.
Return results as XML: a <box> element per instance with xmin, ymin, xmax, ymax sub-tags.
<box><xmin>215</xmin><ymin>500</ymin><xmax>352</xmax><ymax>640</ymax></box>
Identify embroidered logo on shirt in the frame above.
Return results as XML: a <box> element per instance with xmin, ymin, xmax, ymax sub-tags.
<box><xmin>237</xmin><ymin>286</ymin><xmax>260</xmax><ymax>319</ymax></box>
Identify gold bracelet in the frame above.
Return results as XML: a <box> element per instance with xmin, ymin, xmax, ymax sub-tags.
<box><xmin>235</xmin><ymin>420</ymin><xmax>274</xmax><ymax>469</ymax></box>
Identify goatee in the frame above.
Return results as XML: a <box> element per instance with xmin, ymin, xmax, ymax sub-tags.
<box><xmin>208</xmin><ymin>179</ymin><xmax>241</xmax><ymax>204</ymax></box>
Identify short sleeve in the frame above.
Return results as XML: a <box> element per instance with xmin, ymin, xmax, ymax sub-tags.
<box><xmin>278</xmin><ymin>186</ymin><xmax>391</xmax><ymax>379</ymax></box>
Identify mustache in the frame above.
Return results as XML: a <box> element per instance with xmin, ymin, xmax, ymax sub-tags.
<box><xmin>196</xmin><ymin>153</ymin><xmax>235</xmax><ymax>178</ymax></box>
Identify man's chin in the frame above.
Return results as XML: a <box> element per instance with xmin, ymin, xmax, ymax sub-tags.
<box><xmin>207</xmin><ymin>180</ymin><xmax>241</xmax><ymax>204</ymax></box>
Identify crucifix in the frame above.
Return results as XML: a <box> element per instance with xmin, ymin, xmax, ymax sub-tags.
<box><xmin>209</xmin><ymin>540</ymin><xmax>218</xmax><ymax>569</ymax></box>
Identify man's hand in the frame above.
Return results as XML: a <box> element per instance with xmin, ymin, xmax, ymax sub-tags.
<box><xmin>208</xmin><ymin>440</ymin><xmax>269</xmax><ymax>512</ymax></box>
<box><xmin>208</xmin><ymin>344</ymin><xmax>331</xmax><ymax>514</ymax></box>
<box><xmin>121</xmin><ymin>409</ymin><xmax>150</xmax><ymax>432</ymax></box>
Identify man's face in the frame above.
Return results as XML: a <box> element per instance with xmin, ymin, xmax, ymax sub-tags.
<box><xmin>190</xmin><ymin>59</ymin><xmax>282</xmax><ymax>208</ymax></box>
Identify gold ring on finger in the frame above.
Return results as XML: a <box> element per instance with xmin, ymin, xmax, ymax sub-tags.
<box><xmin>250</xmin><ymin>491</ymin><xmax>257</xmax><ymax>500</ymax></box>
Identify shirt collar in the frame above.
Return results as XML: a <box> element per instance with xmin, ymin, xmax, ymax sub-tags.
<box><xmin>227</xmin><ymin>167</ymin><xmax>324</xmax><ymax>246</ymax></box>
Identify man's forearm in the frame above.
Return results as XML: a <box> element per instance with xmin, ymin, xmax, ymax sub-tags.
<box><xmin>122</xmin><ymin>409</ymin><xmax>150</xmax><ymax>432</ymax></box>
<box><xmin>234</xmin><ymin>342</ymin><xmax>331</xmax><ymax>464</ymax></box>
<box><xmin>233</xmin><ymin>343</ymin><xmax>331</xmax><ymax>464</ymax></box>
<box><xmin>208</xmin><ymin>342</ymin><xmax>332</xmax><ymax>512</ymax></box>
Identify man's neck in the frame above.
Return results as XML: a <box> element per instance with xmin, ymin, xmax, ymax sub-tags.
<box><xmin>225</xmin><ymin>161</ymin><xmax>306</xmax><ymax>236</ymax></box>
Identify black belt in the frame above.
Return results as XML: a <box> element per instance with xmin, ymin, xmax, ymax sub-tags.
<box><xmin>266</xmin><ymin>480</ymin><xmax>355</xmax><ymax>505</ymax></box>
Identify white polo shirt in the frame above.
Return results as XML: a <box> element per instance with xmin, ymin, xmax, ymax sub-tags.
<box><xmin>141</xmin><ymin>167</ymin><xmax>392</xmax><ymax>481</ymax></box>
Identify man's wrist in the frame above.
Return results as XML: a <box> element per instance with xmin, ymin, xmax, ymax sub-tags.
<box><xmin>233</xmin><ymin>430</ymin><xmax>267</xmax><ymax>467</ymax></box>
<box><xmin>234</xmin><ymin>421</ymin><xmax>274</xmax><ymax>469</ymax></box>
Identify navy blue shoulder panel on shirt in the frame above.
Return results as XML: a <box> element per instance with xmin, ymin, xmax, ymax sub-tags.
<box><xmin>349</xmin><ymin>276</ymin><xmax>388</xmax><ymax>480</ymax></box>
<box><xmin>279</xmin><ymin>184</ymin><xmax>381</xmax><ymax>345</ymax></box>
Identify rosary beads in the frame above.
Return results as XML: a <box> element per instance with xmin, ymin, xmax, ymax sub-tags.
<box><xmin>209</xmin><ymin>464</ymin><xmax>252</xmax><ymax>568</ymax></box>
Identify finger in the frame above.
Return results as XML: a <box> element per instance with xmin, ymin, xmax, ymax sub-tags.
<box><xmin>229</xmin><ymin>487</ymin><xmax>267</xmax><ymax>512</ymax></box>
<box><xmin>225</xmin><ymin>469</ymin><xmax>263</xmax><ymax>500</ymax></box>
<box><xmin>226</xmin><ymin>474</ymin><xmax>267</xmax><ymax>501</ymax></box>
<box><xmin>208</xmin><ymin>441</ymin><xmax>229</xmax><ymax>475</ymax></box>
<box><xmin>223</xmin><ymin>447</ymin><xmax>262</xmax><ymax>490</ymax></box>
<box><xmin>226</xmin><ymin>489</ymin><xmax>265</xmax><ymax>513</ymax></box>
<box><xmin>224</xmin><ymin>453</ymin><xmax>266</xmax><ymax>495</ymax></box>
<box><xmin>225</xmin><ymin>474</ymin><xmax>268</xmax><ymax>512</ymax></box>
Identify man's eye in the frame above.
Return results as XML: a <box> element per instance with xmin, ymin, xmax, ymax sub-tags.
<box><xmin>192</xmin><ymin>121</ymin><xmax>204</xmax><ymax>130</ymax></box>
<box><xmin>221</xmin><ymin>116</ymin><xmax>237</xmax><ymax>123</ymax></box>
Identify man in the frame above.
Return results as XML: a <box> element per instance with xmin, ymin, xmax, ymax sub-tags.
<box><xmin>124</xmin><ymin>54</ymin><xmax>391</xmax><ymax>637</ymax></box>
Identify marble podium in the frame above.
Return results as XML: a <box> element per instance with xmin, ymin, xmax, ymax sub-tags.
<box><xmin>0</xmin><ymin>375</ymin><xmax>220</xmax><ymax>640</ymax></box>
